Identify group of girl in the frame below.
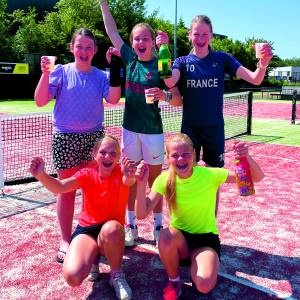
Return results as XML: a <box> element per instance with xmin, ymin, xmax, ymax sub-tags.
<box><xmin>31</xmin><ymin>1</ymin><xmax>271</xmax><ymax>299</ymax></box>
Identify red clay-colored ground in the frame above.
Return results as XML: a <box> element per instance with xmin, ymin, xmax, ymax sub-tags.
<box><xmin>0</xmin><ymin>141</ymin><xmax>299</xmax><ymax>300</ymax></box>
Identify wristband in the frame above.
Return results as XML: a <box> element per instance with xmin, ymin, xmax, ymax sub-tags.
<box><xmin>163</xmin><ymin>90</ymin><xmax>172</xmax><ymax>103</ymax></box>
<box><xmin>109</xmin><ymin>54</ymin><xmax>123</xmax><ymax>87</ymax></box>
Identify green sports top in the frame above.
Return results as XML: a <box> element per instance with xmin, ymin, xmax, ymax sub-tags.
<box><xmin>152</xmin><ymin>166</ymin><xmax>228</xmax><ymax>234</ymax></box>
<box><xmin>121</xmin><ymin>44</ymin><xmax>165</xmax><ymax>134</ymax></box>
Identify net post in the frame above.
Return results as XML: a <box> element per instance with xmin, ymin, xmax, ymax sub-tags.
<box><xmin>247</xmin><ymin>91</ymin><xmax>253</xmax><ymax>135</ymax></box>
<box><xmin>0</xmin><ymin>116</ymin><xmax>4</xmax><ymax>190</ymax></box>
<box><xmin>291</xmin><ymin>89</ymin><xmax>297</xmax><ymax>124</ymax></box>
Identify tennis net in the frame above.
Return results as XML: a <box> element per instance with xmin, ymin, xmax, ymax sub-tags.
<box><xmin>0</xmin><ymin>92</ymin><xmax>252</xmax><ymax>185</ymax></box>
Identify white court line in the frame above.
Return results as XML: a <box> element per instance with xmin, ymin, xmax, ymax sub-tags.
<box><xmin>35</xmin><ymin>209</ymin><xmax>295</xmax><ymax>300</ymax></box>
<box><xmin>136</xmin><ymin>243</ymin><xmax>295</xmax><ymax>300</ymax></box>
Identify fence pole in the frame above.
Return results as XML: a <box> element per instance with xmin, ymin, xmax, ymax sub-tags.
<box><xmin>0</xmin><ymin>116</ymin><xmax>4</xmax><ymax>190</ymax></box>
<box><xmin>291</xmin><ymin>89</ymin><xmax>297</xmax><ymax>124</ymax></box>
<box><xmin>247</xmin><ymin>91</ymin><xmax>253</xmax><ymax>135</ymax></box>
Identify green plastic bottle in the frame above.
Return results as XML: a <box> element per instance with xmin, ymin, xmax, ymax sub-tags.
<box><xmin>158</xmin><ymin>44</ymin><xmax>172</xmax><ymax>79</ymax></box>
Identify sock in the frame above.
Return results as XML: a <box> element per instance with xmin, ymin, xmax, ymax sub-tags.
<box><xmin>126</xmin><ymin>210</ymin><xmax>136</xmax><ymax>227</ymax></box>
<box><xmin>153</xmin><ymin>212</ymin><xmax>163</xmax><ymax>228</ymax></box>
<box><xmin>169</xmin><ymin>276</ymin><xmax>180</xmax><ymax>282</ymax></box>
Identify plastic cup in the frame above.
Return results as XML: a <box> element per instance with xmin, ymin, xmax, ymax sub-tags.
<box><xmin>145</xmin><ymin>89</ymin><xmax>155</xmax><ymax>104</ymax></box>
<box><xmin>255</xmin><ymin>43</ymin><xmax>268</xmax><ymax>59</ymax></box>
<box><xmin>47</xmin><ymin>56</ymin><xmax>56</xmax><ymax>72</ymax></box>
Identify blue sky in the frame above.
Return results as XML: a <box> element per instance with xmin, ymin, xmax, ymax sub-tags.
<box><xmin>145</xmin><ymin>0</ymin><xmax>300</xmax><ymax>59</ymax></box>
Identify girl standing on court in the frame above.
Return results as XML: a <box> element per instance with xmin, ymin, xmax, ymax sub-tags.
<box><xmin>135</xmin><ymin>133</ymin><xmax>264</xmax><ymax>299</ymax></box>
<box><xmin>29</xmin><ymin>135</ymin><xmax>138</xmax><ymax>300</ymax></box>
<box><xmin>164</xmin><ymin>15</ymin><xmax>273</xmax><ymax>168</ymax></box>
<box><xmin>100</xmin><ymin>0</ymin><xmax>181</xmax><ymax>246</ymax></box>
<box><xmin>34</xmin><ymin>28</ymin><xmax>121</xmax><ymax>263</ymax></box>
<box><xmin>162</xmin><ymin>15</ymin><xmax>272</xmax><ymax>216</ymax></box>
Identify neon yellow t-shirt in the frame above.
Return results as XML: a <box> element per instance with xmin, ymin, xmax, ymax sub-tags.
<box><xmin>152</xmin><ymin>166</ymin><xmax>228</xmax><ymax>234</ymax></box>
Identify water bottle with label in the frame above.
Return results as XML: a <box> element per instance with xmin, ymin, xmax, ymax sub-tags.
<box><xmin>158</xmin><ymin>44</ymin><xmax>172</xmax><ymax>79</ymax></box>
<box><xmin>235</xmin><ymin>156</ymin><xmax>255</xmax><ymax>196</ymax></box>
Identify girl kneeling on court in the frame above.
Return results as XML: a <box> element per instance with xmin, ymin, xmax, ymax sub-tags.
<box><xmin>134</xmin><ymin>133</ymin><xmax>264</xmax><ymax>299</ymax></box>
<box><xmin>29</xmin><ymin>135</ymin><xmax>140</xmax><ymax>300</ymax></box>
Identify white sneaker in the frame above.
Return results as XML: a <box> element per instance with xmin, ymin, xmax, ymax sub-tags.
<box><xmin>87</xmin><ymin>263</ymin><xmax>100</xmax><ymax>282</ymax></box>
<box><xmin>124</xmin><ymin>225</ymin><xmax>138</xmax><ymax>247</ymax></box>
<box><xmin>153</xmin><ymin>225</ymin><xmax>163</xmax><ymax>245</ymax></box>
<box><xmin>109</xmin><ymin>272</ymin><xmax>132</xmax><ymax>300</ymax></box>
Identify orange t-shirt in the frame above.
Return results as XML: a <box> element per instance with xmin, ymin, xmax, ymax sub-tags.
<box><xmin>74</xmin><ymin>165</ymin><xmax>129</xmax><ymax>227</ymax></box>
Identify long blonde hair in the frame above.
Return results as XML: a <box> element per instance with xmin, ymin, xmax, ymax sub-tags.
<box><xmin>165</xmin><ymin>133</ymin><xmax>194</xmax><ymax>212</ymax></box>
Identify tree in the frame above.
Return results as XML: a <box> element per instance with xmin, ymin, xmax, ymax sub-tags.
<box><xmin>0</xmin><ymin>0</ymin><xmax>12</xmax><ymax>57</ymax></box>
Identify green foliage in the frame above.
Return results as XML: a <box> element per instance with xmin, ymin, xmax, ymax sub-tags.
<box><xmin>1</xmin><ymin>0</ymin><xmax>299</xmax><ymax>70</ymax></box>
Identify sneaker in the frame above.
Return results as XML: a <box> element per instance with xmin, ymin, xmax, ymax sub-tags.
<box><xmin>124</xmin><ymin>225</ymin><xmax>138</xmax><ymax>247</ymax></box>
<box><xmin>153</xmin><ymin>225</ymin><xmax>163</xmax><ymax>245</ymax></box>
<box><xmin>162</xmin><ymin>281</ymin><xmax>182</xmax><ymax>300</ymax></box>
<box><xmin>87</xmin><ymin>263</ymin><xmax>100</xmax><ymax>282</ymax></box>
<box><xmin>109</xmin><ymin>272</ymin><xmax>132</xmax><ymax>300</ymax></box>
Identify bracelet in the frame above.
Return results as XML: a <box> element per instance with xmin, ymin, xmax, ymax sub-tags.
<box><xmin>163</xmin><ymin>90</ymin><xmax>172</xmax><ymax>103</ymax></box>
<box><xmin>256</xmin><ymin>61</ymin><xmax>268</xmax><ymax>70</ymax></box>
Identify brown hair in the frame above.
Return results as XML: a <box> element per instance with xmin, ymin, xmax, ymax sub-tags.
<box><xmin>189</xmin><ymin>15</ymin><xmax>213</xmax><ymax>51</ymax></box>
<box><xmin>165</xmin><ymin>133</ymin><xmax>194</xmax><ymax>212</ymax></box>
<box><xmin>71</xmin><ymin>27</ymin><xmax>96</xmax><ymax>46</ymax></box>
<box><xmin>129</xmin><ymin>23</ymin><xmax>155</xmax><ymax>44</ymax></box>
<box><xmin>93</xmin><ymin>135</ymin><xmax>120</xmax><ymax>158</ymax></box>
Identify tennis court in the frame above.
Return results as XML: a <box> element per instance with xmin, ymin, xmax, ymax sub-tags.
<box><xmin>0</xmin><ymin>95</ymin><xmax>299</xmax><ymax>299</ymax></box>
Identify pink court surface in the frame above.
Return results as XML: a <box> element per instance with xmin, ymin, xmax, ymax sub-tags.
<box><xmin>0</xmin><ymin>101</ymin><xmax>299</xmax><ymax>299</ymax></box>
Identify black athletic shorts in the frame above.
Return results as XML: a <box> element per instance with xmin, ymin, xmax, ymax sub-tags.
<box><xmin>179</xmin><ymin>231</ymin><xmax>221</xmax><ymax>266</ymax></box>
<box><xmin>181</xmin><ymin>124</ymin><xmax>225</xmax><ymax>167</ymax></box>
<box><xmin>71</xmin><ymin>223</ymin><xmax>104</xmax><ymax>242</ymax></box>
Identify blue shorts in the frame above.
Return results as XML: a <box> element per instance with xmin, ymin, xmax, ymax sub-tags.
<box><xmin>179</xmin><ymin>231</ymin><xmax>221</xmax><ymax>266</ymax></box>
<box><xmin>52</xmin><ymin>129</ymin><xmax>104</xmax><ymax>170</ymax></box>
<box><xmin>181</xmin><ymin>124</ymin><xmax>225</xmax><ymax>167</ymax></box>
<box><xmin>71</xmin><ymin>223</ymin><xmax>104</xmax><ymax>242</ymax></box>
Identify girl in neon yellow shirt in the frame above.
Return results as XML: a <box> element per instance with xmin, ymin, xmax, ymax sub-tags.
<box><xmin>135</xmin><ymin>133</ymin><xmax>264</xmax><ymax>299</ymax></box>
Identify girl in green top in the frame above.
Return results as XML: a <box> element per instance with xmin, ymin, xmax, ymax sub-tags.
<box><xmin>135</xmin><ymin>133</ymin><xmax>264</xmax><ymax>299</ymax></box>
<box><xmin>100</xmin><ymin>0</ymin><xmax>181</xmax><ymax>247</ymax></box>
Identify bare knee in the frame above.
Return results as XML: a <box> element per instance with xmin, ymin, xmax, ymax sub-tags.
<box><xmin>63</xmin><ymin>269</ymin><xmax>84</xmax><ymax>287</ymax></box>
<box><xmin>101</xmin><ymin>221</ymin><xmax>124</xmax><ymax>242</ymax></box>
<box><xmin>193</xmin><ymin>276</ymin><xmax>217</xmax><ymax>294</ymax></box>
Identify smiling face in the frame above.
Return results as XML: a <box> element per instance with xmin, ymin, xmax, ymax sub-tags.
<box><xmin>131</xmin><ymin>25</ymin><xmax>155</xmax><ymax>61</ymax></box>
<box><xmin>94</xmin><ymin>137</ymin><xmax>121</xmax><ymax>178</ymax></box>
<box><xmin>167</xmin><ymin>141</ymin><xmax>195</xmax><ymax>179</ymax></box>
<box><xmin>189</xmin><ymin>20</ymin><xmax>213</xmax><ymax>56</ymax></box>
<box><xmin>70</xmin><ymin>34</ymin><xmax>97</xmax><ymax>71</ymax></box>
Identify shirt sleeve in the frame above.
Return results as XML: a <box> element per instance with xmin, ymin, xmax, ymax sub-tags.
<box><xmin>214</xmin><ymin>168</ymin><xmax>229</xmax><ymax>186</ymax></box>
<box><xmin>74</xmin><ymin>168</ymin><xmax>92</xmax><ymax>189</ymax></box>
<box><xmin>172</xmin><ymin>56</ymin><xmax>185</xmax><ymax>72</ymax></box>
<box><xmin>48</xmin><ymin>64</ymin><xmax>63</xmax><ymax>97</ymax></box>
<box><xmin>223</xmin><ymin>52</ymin><xmax>242</xmax><ymax>76</ymax></box>
<box><xmin>101</xmin><ymin>70</ymin><xmax>110</xmax><ymax>99</ymax></box>
<box><xmin>151</xmin><ymin>172</ymin><xmax>168</xmax><ymax>196</ymax></box>
<box><xmin>120</xmin><ymin>44</ymin><xmax>136</xmax><ymax>66</ymax></box>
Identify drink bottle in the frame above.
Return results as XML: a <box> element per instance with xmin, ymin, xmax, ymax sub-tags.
<box><xmin>158</xmin><ymin>44</ymin><xmax>172</xmax><ymax>79</ymax></box>
<box><xmin>235</xmin><ymin>156</ymin><xmax>255</xmax><ymax>196</ymax></box>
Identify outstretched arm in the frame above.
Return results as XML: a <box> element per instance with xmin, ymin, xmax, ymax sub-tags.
<box><xmin>226</xmin><ymin>141</ymin><xmax>265</xmax><ymax>183</ymax></box>
<box><xmin>34</xmin><ymin>56</ymin><xmax>55</xmax><ymax>106</ymax></box>
<box><xmin>104</xmin><ymin>47</ymin><xmax>122</xmax><ymax>104</ymax></box>
<box><xmin>236</xmin><ymin>43</ymin><xmax>273</xmax><ymax>85</ymax></box>
<box><xmin>29</xmin><ymin>157</ymin><xmax>79</xmax><ymax>193</ymax></box>
<box><xmin>134</xmin><ymin>161</ymin><xmax>163</xmax><ymax>219</ymax></box>
<box><xmin>99</xmin><ymin>0</ymin><xmax>124</xmax><ymax>50</ymax></box>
